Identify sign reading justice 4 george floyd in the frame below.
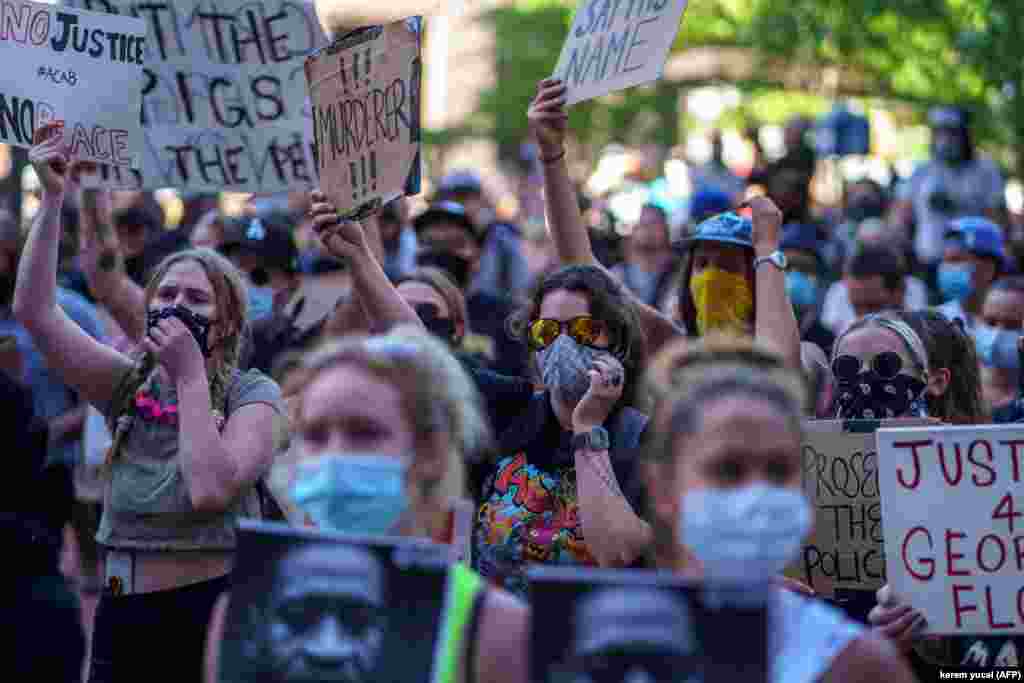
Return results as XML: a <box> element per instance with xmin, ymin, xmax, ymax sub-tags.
<box><xmin>305</xmin><ymin>19</ymin><xmax>422</xmax><ymax>220</ymax></box>
<box><xmin>63</xmin><ymin>0</ymin><xmax>327</xmax><ymax>192</ymax></box>
<box><xmin>0</xmin><ymin>0</ymin><xmax>146</xmax><ymax>166</ymax></box>
<box><xmin>552</xmin><ymin>0</ymin><xmax>689</xmax><ymax>106</ymax></box>
<box><xmin>877</xmin><ymin>424</ymin><xmax>1024</xmax><ymax>635</ymax></box>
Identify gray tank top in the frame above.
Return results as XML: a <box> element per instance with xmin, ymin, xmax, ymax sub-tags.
<box><xmin>96</xmin><ymin>369</ymin><xmax>285</xmax><ymax>551</ymax></box>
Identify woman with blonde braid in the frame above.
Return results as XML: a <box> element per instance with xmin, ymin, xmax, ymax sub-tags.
<box><xmin>640</xmin><ymin>336</ymin><xmax>917</xmax><ymax>682</ymax></box>
<box><xmin>14</xmin><ymin>123</ymin><xmax>286</xmax><ymax>682</ymax></box>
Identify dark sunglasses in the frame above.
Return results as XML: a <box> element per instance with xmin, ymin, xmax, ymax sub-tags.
<box><xmin>528</xmin><ymin>315</ymin><xmax>606</xmax><ymax>351</ymax></box>
<box><xmin>832</xmin><ymin>351</ymin><xmax>904</xmax><ymax>383</ymax></box>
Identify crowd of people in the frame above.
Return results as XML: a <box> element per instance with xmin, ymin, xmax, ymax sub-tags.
<box><xmin>6</xmin><ymin>69</ymin><xmax>1023</xmax><ymax>683</ymax></box>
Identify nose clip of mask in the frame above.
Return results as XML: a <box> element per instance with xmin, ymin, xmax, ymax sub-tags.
<box><xmin>147</xmin><ymin>305</ymin><xmax>213</xmax><ymax>357</ymax></box>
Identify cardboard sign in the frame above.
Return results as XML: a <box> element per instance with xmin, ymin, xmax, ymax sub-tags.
<box><xmin>552</xmin><ymin>0</ymin><xmax>689</xmax><ymax>106</ymax></box>
<box><xmin>529</xmin><ymin>566</ymin><xmax>768</xmax><ymax>683</ymax></box>
<box><xmin>877</xmin><ymin>424</ymin><xmax>1024</xmax><ymax>635</ymax></box>
<box><xmin>220</xmin><ymin>521</ymin><xmax>452</xmax><ymax>683</ymax></box>
<box><xmin>63</xmin><ymin>0</ymin><xmax>328</xmax><ymax>191</ymax></box>
<box><xmin>785</xmin><ymin>419</ymin><xmax>932</xmax><ymax>599</ymax></box>
<box><xmin>305</xmin><ymin>19</ymin><xmax>422</xmax><ymax>220</ymax></box>
<box><xmin>0</xmin><ymin>0</ymin><xmax>146</xmax><ymax>166</ymax></box>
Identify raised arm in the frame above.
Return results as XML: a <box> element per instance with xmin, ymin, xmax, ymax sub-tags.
<box><xmin>529</xmin><ymin>79</ymin><xmax>683</xmax><ymax>354</ymax></box>
<box><xmin>747</xmin><ymin>196</ymin><xmax>802</xmax><ymax>368</ymax></box>
<box><xmin>309</xmin><ymin>191</ymin><xmax>422</xmax><ymax>333</ymax></box>
<box><xmin>13</xmin><ymin>122</ymin><xmax>132</xmax><ymax>409</ymax></box>
<box><xmin>78</xmin><ymin>187</ymin><xmax>147</xmax><ymax>341</ymax></box>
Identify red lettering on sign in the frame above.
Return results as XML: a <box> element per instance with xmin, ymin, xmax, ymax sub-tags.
<box><xmin>976</xmin><ymin>534</ymin><xmax>1007</xmax><ymax>574</ymax></box>
<box><xmin>902</xmin><ymin>526</ymin><xmax>935</xmax><ymax>581</ymax></box>
<box><xmin>986</xmin><ymin>585</ymin><xmax>1014</xmax><ymax>630</ymax></box>
<box><xmin>945</xmin><ymin>529</ymin><xmax>970</xmax><ymax>577</ymax></box>
<box><xmin>952</xmin><ymin>584</ymin><xmax>977</xmax><ymax>629</ymax></box>
<box><xmin>967</xmin><ymin>439</ymin><xmax>996</xmax><ymax>487</ymax></box>
<box><xmin>999</xmin><ymin>440</ymin><xmax>1024</xmax><ymax>482</ymax></box>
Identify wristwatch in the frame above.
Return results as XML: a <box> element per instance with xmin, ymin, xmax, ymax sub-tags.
<box><xmin>571</xmin><ymin>426</ymin><xmax>610</xmax><ymax>453</ymax></box>
<box><xmin>753</xmin><ymin>250</ymin><xmax>787</xmax><ymax>272</ymax></box>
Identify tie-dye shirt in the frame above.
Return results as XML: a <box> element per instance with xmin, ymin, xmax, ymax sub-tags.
<box><xmin>471</xmin><ymin>389</ymin><xmax>648</xmax><ymax>599</ymax></box>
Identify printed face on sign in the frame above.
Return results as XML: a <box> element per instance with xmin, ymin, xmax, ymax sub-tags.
<box><xmin>263</xmin><ymin>544</ymin><xmax>387</xmax><ymax>683</ymax></box>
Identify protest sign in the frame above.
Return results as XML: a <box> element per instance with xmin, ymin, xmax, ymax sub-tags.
<box><xmin>551</xmin><ymin>0</ymin><xmax>689</xmax><ymax>106</ymax></box>
<box><xmin>0</xmin><ymin>0</ymin><xmax>146</xmax><ymax>166</ymax></box>
<box><xmin>529</xmin><ymin>566</ymin><xmax>768</xmax><ymax>683</ymax></box>
<box><xmin>305</xmin><ymin>18</ymin><xmax>422</xmax><ymax>220</ymax></box>
<box><xmin>63</xmin><ymin>0</ymin><xmax>327</xmax><ymax>192</ymax></box>
<box><xmin>785</xmin><ymin>419</ymin><xmax>932</xmax><ymax>600</ymax></box>
<box><xmin>877</xmin><ymin>424</ymin><xmax>1024</xmax><ymax>635</ymax></box>
<box><xmin>220</xmin><ymin>521</ymin><xmax>453</xmax><ymax>683</ymax></box>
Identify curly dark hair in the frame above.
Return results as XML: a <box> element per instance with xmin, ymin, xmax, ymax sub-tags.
<box><xmin>508</xmin><ymin>264</ymin><xmax>647</xmax><ymax>409</ymax></box>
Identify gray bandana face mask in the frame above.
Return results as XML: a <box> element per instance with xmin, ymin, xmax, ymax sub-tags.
<box><xmin>536</xmin><ymin>334</ymin><xmax>604</xmax><ymax>406</ymax></box>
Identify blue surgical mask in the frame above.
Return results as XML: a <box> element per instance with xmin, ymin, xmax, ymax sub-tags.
<box><xmin>785</xmin><ymin>270</ymin><xmax>819</xmax><ymax>309</ymax></box>
<box><xmin>248</xmin><ymin>286</ymin><xmax>274</xmax><ymax>320</ymax></box>
<box><xmin>680</xmin><ymin>485</ymin><xmax>812</xmax><ymax>583</ymax></box>
<box><xmin>289</xmin><ymin>453</ymin><xmax>408</xmax><ymax>535</ymax></box>
<box><xmin>937</xmin><ymin>262</ymin><xmax>975</xmax><ymax>302</ymax></box>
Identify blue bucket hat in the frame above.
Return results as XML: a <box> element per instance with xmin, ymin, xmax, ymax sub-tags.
<box><xmin>685</xmin><ymin>212</ymin><xmax>753</xmax><ymax>250</ymax></box>
<box><xmin>945</xmin><ymin>216</ymin><xmax>1004</xmax><ymax>261</ymax></box>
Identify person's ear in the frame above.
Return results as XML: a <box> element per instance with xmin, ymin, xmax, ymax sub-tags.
<box><xmin>926</xmin><ymin>367</ymin><xmax>951</xmax><ymax>398</ymax></box>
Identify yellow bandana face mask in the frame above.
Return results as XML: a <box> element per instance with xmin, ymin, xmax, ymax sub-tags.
<box><xmin>690</xmin><ymin>266</ymin><xmax>754</xmax><ymax>336</ymax></box>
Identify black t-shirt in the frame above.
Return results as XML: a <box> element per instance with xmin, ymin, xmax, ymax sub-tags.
<box><xmin>468</xmin><ymin>367</ymin><xmax>649</xmax><ymax>599</ymax></box>
<box><xmin>465</xmin><ymin>291</ymin><xmax>529</xmax><ymax>378</ymax></box>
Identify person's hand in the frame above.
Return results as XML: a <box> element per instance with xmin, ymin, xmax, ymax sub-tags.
<box><xmin>572</xmin><ymin>353</ymin><xmax>626</xmax><ymax>432</ymax></box>
<box><xmin>29</xmin><ymin>121</ymin><xmax>70</xmax><ymax>197</ymax></box>
<box><xmin>742</xmin><ymin>195</ymin><xmax>783</xmax><ymax>255</ymax></box>
<box><xmin>528</xmin><ymin>79</ymin><xmax>568</xmax><ymax>161</ymax></box>
<box><xmin>775</xmin><ymin>576</ymin><xmax>816</xmax><ymax>598</ymax></box>
<box><xmin>868</xmin><ymin>584</ymin><xmax>928</xmax><ymax>653</ymax></box>
<box><xmin>143</xmin><ymin>316</ymin><xmax>206</xmax><ymax>384</ymax></box>
<box><xmin>310</xmin><ymin>190</ymin><xmax>368</xmax><ymax>261</ymax></box>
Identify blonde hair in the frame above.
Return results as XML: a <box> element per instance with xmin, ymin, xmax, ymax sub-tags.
<box><xmin>297</xmin><ymin>325</ymin><xmax>492</xmax><ymax>504</ymax></box>
<box><xmin>644</xmin><ymin>334</ymin><xmax>809</xmax><ymax>463</ymax></box>
<box><xmin>105</xmin><ymin>248</ymin><xmax>250</xmax><ymax>464</ymax></box>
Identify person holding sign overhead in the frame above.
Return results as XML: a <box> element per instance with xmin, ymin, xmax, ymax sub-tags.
<box><xmin>14</xmin><ymin>122</ymin><xmax>288</xmax><ymax>683</ymax></box>
<box><xmin>640</xmin><ymin>335</ymin><xmax>917</xmax><ymax>683</ymax></box>
<box><xmin>526</xmin><ymin>79</ymin><xmax>803</xmax><ymax>368</ymax></box>
<box><xmin>205</xmin><ymin>211</ymin><xmax>528</xmax><ymax>683</ymax></box>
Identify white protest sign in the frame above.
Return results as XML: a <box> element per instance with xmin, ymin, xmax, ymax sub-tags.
<box><xmin>877</xmin><ymin>424</ymin><xmax>1024</xmax><ymax>635</ymax></box>
<box><xmin>552</xmin><ymin>0</ymin><xmax>689</xmax><ymax>106</ymax></box>
<box><xmin>63</xmin><ymin>0</ymin><xmax>328</xmax><ymax>192</ymax></box>
<box><xmin>0</xmin><ymin>0</ymin><xmax>145</xmax><ymax>166</ymax></box>
<box><xmin>306</xmin><ymin>19</ymin><xmax>422</xmax><ymax>220</ymax></box>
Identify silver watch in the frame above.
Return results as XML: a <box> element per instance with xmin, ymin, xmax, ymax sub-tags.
<box><xmin>753</xmin><ymin>250</ymin><xmax>787</xmax><ymax>272</ymax></box>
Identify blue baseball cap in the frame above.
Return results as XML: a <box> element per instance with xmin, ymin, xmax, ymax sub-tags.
<box><xmin>685</xmin><ymin>212</ymin><xmax>753</xmax><ymax>250</ymax></box>
<box><xmin>781</xmin><ymin>223</ymin><xmax>823</xmax><ymax>263</ymax></box>
<box><xmin>945</xmin><ymin>216</ymin><xmax>1004</xmax><ymax>261</ymax></box>
<box><xmin>688</xmin><ymin>188</ymin><xmax>733</xmax><ymax>225</ymax></box>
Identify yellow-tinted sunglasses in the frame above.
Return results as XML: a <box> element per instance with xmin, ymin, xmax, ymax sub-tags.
<box><xmin>528</xmin><ymin>316</ymin><xmax>606</xmax><ymax>351</ymax></box>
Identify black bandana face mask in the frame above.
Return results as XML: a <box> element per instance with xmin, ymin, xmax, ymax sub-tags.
<box><xmin>147</xmin><ymin>305</ymin><xmax>214</xmax><ymax>357</ymax></box>
<box><xmin>834</xmin><ymin>370</ymin><xmax>927</xmax><ymax>420</ymax></box>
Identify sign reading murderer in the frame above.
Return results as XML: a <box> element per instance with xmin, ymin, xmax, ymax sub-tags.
<box><xmin>62</xmin><ymin>0</ymin><xmax>328</xmax><ymax>192</ymax></box>
<box><xmin>0</xmin><ymin>0</ymin><xmax>146</xmax><ymax>166</ymax></box>
<box><xmin>305</xmin><ymin>18</ymin><xmax>422</xmax><ymax>220</ymax></box>
<box><xmin>877</xmin><ymin>424</ymin><xmax>1024</xmax><ymax>635</ymax></box>
<box><xmin>551</xmin><ymin>0</ymin><xmax>689</xmax><ymax>106</ymax></box>
<box><xmin>785</xmin><ymin>419</ymin><xmax>932</xmax><ymax>599</ymax></box>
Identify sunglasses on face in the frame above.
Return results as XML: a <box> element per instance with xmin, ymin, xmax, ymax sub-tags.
<box><xmin>528</xmin><ymin>316</ymin><xmax>607</xmax><ymax>351</ymax></box>
<box><xmin>832</xmin><ymin>351</ymin><xmax>906</xmax><ymax>383</ymax></box>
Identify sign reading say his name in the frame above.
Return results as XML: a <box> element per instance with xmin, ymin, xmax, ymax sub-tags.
<box><xmin>552</xmin><ymin>0</ymin><xmax>689</xmax><ymax>106</ymax></box>
<box><xmin>877</xmin><ymin>424</ymin><xmax>1024</xmax><ymax>635</ymax></box>
<box><xmin>62</xmin><ymin>0</ymin><xmax>327</xmax><ymax>191</ymax></box>
<box><xmin>785</xmin><ymin>419</ymin><xmax>932</xmax><ymax>599</ymax></box>
<box><xmin>0</xmin><ymin>0</ymin><xmax>145</xmax><ymax>166</ymax></box>
<box><xmin>305</xmin><ymin>18</ymin><xmax>422</xmax><ymax>220</ymax></box>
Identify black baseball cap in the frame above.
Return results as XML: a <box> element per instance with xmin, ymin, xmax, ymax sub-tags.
<box><xmin>220</xmin><ymin>211</ymin><xmax>299</xmax><ymax>273</ymax></box>
<box><xmin>413</xmin><ymin>201</ymin><xmax>482</xmax><ymax>244</ymax></box>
